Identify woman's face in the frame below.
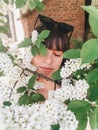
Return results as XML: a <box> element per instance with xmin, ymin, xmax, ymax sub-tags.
<box><xmin>32</xmin><ymin>49</ymin><xmax>63</xmax><ymax>77</ymax></box>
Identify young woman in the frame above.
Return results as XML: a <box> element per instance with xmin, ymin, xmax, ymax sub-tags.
<box><xmin>31</xmin><ymin>14</ymin><xmax>74</xmax><ymax>99</ymax></box>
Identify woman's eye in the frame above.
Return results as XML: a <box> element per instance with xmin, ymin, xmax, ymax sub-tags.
<box><xmin>54</xmin><ymin>53</ymin><xmax>61</xmax><ymax>57</ymax></box>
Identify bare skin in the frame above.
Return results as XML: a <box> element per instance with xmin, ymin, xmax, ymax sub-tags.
<box><xmin>32</xmin><ymin>49</ymin><xmax>63</xmax><ymax>98</ymax></box>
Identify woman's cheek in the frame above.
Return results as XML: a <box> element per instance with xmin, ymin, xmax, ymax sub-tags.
<box><xmin>54</xmin><ymin>58</ymin><xmax>63</xmax><ymax>69</ymax></box>
<box><xmin>32</xmin><ymin>57</ymin><xmax>38</xmax><ymax>66</ymax></box>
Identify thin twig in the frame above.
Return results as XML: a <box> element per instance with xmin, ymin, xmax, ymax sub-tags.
<box><xmin>16</xmin><ymin>63</ymin><xmax>57</xmax><ymax>83</ymax></box>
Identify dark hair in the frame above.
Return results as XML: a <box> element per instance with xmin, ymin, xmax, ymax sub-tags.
<box><xmin>34</xmin><ymin>15</ymin><xmax>74</xmax><ymax>67</ymax></box>
<box><xmin>35</xmin><ymin>25</ymin><xmax>70</xmax><ymax>52</ymax></box>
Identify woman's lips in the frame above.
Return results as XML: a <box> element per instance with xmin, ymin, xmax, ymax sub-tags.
<box><xmin>39</xmin><ymin>66</ymin><xmax>53</xmax><ymax>72</ymax></box>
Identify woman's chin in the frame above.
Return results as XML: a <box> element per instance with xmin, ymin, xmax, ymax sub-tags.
<box><xmin>37</xmin><ymin>68</ymin><xmax>53</xmax><ymax>77</ymax></box>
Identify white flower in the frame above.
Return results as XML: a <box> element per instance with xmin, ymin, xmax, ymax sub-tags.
<box><xmin>16</xmin><ymin>47</ymin><xmax>37</xmax><ymax>71</ymax></box>
<box><xmin>0</xmin><ymin>99</ymin><xmax>78</xmax><ymax>130</ymax></box>
<box><xmin>0</xmin><ymin>33</ymin><xmax>12</xmax><ymax>47</ymax></box>
<box><xmin>0</xmin><ymin>1</ymin><xmax>7</xmax><ymax>15</ymax></box>
<box><xmin>60</xmin><ymin>58</ymin><xmax>91</xmax><ymax>79</ymax></box>
<box><xmin>0</xmin><ymin>24</ymin><xmax>93</xmax><ymax>130</ymax></box>
<box><xmin>49</xmin><ymin>79</ymin><xmax>89</xmax><ymax>102</ymax></box>
<box><xmin>0</xmin><ymin>53</ymin><xmax>14</xmax><ymax>76</ymax></box>
<box><xmin>9</xmin><ymin>42</ymin><xmax>19</xmax><ymax>54</ymax></box>
<box><xmin>0</xmin><ymin>0</ymin><xmax>14</xmax><ymax>15</ymax></box>
<box><xmin>33</xmin><ymin>81</ymin><xmax>45</xmax><ymax>90</ymax></box>
<box><xmin>31</xmin><ymin>30</ymin><xmax>39</xmax><ymax>44</ymax></box>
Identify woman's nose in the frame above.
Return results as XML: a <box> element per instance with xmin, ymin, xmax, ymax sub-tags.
<box><xmin>44</xmin><ymin>51</ymin><xmax>53</xmax><ymax>64</ymax></box>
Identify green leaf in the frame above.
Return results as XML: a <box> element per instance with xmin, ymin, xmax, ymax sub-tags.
<box><xmin>0</xmin><ymin>26</ymin><xmax>8</xmax><ymax>33</ymax></box>
<box><xmin>4</xmin><ymin>0</ymin><xmax>9</xmax><ymax>4</ymax></box>
<box><xmin>89</xmin><ymin>14</ymin><xmax>98</xmax><ymax>38</ymax></box>
<box><xmin>0</xmin><ymin>12</ymin><xmax>4</xmax><ymax>16</ymax></box>
<box><xmin>35</xmin><ymin>30</ymin><xmax>50</xmax><ymax>48</ymax></box>
<box><xmin>18</xmin><ymin>94</ymin><xmax>31</xmax><ymax>105</ymax></box>
<box><xmin>8</xmin><ymin>53</ymin><xmax>15</xmax><ymax>62</ymax></box>
<box><xmin>28</xmin><ymin>75</ymin><xmax>36</xmax><ymax>89</ymax></box>
<box><xmin>68</xmin><ymin>100</ymin><xmax>90</xmax><ymax>113</ymax></box>
<box><xmin>88</xmin><ymin>109</ymin><xmax>97</xmax><ymax>130</ymax></box>
<box><xmin>73</xmin><ymin>69</ymin><xmax>86</xmax><ymax>80</ymax></box>
<box><xmin>35</xmin><ymin>39</ymin><xmax>42</xmax><ymax>48</ymax></box>
<box><xmin>31</xmin><ymin>46</ymin><xmax>39</xmax><ymax>56</ymax></box>
<box><xmin>39</xmin><ymin>30</ymin><xmax>50</xmax><ymax>39</ymax></box>
<box><xmin>52</xmin><ymin>69</ymin><xmax>61</xmax><ymax>80</ymax></box>
<box><xmin>81</xmin><ymin>39</ymin><xmax>98</xmax><ymax>64</ymax></box>
<box><xmin>0</xmin><ymin>18</ymin><xmax>4</xmax><ymax>23</ymax></box>
<box><xmin>64</xmin><ymin>99</ymin><xmax>71</xmax><ymax>105</ymax></box>
<box><xmin>17</xmin><ymin>86</ymin><xmax>27</xmax><ymax>93</ymax></box>
<box><xmin>11</xmin><ymin>0</ymin><xmax>15</xmax><ymax>4</ymax></box>
<box><xmin>76</xmin><ymin>113</ymin><xmax>87</xmax><ymax>130</ymax></box>
<box><xmin>39</xmin><ymin>43</ymin><xmax>47</xmax><ymax>56</ymax></box>
<box><xmin>29</xmin><ymin>0</ymin><xmax>36</xmax><ymax>10</ymax></box>
<box><xmin>87</xmin><ymin>85</ymin><xmax>98</xmax><ymax>101</ymax></box>
<box><xmin>96</xmin><ymin>100</ymin><xmax>98</xmax><ymax>105</ymax></box>
<box><xmin>87</xmin><ymin>68</ymin><xmax>98</xmax><ymax>83</ymax></box>
<box><xmin>34</xmin><ymin>0</ymin><xmax>44</xmax><ymax>11</ymax></box>
<box><xmin>63</xmin><ymin>49</ymin><xmax>80</xmax><ymax>59</ymax></box>
<box><xmin>94</xmin><ymin>108</ymin><xmax>98</xmax><ymax>129</ymax></box>
<box><xmin>0</xmin><ymin>70</ymin><xmax>4</xmax><ymax>76</ymax></box>
<box><xmin>51</xmin><ymin>124</ymin><xmax>60</xmax><ymax>130</ymax></box>
<box><xmin>82</xmin><ymin>5</ymin><xmax>98</xmax><ymax>43</ymax></box>
<box><xmin>18</xmin><ymin>38</ymin><xmax>32</xmax><ymax>48</ymax></box>
<box><xmin>0</xmin><ymin>41</ymin><xmax>7</xmax><ymax>52</ymax></box>
<box><xmin>31</xmin><ymin>93</ymin><xmax>45</xmax><ymax>102</ymax></box>
<box><xmin>15</xmin><ymin>0</ymin><xmax>28</xmax><ymax>8</ymax></box>
<box><xmin>82</xmin><ymin>5</ymin><xmax>98</xmax><ymax>18</ymax></box>
<box><xmin>3</xmin><ymin>101</ymin><xmax>12</xmax><ymax>106</ymax></box>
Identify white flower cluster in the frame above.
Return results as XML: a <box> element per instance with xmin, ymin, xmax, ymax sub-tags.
<box><xmin>60</xmin><ymin>58</ymin><xmax>91</xmax><ymax>79</ymax></box>
<box><xmin>0</xmin><ymin>52</ymin><xmax>78</xmax><ymax>129</ymax></box>
<box><xmin>31</xmin><ymin>30</ymin><xmax>39</xmax><ymax>44</ymax></box>
<box><xmin>1</xmin><ymin>27</ymin><xmax>93</xmax><ymax>129</ymax></box>
<box><xmin>0</xmin><ymin>52</ymin><xmax>42</xmax><ymax>104</ymax></box>
<box><xmin>15</xmin><ymin>47</ymin><xmax>37</xmax><ymax>71</ymax></box>
<box><xmin>0</xmin><ymin>0</ymin><xmax>8</xmax><ymax>15</ymax></box>
<box><xmin>49</xmin><ymin>79</ymin><xmax>89</xmax><ymax>102</ymax></box>
<box><xmin>0</xmin><ymin>75</ymin><xmax>44</xmax><ymax>106</ymax></box>
<box><xmin>33</xmin><ymin>81</ymin><xmax>45</xmax><ymax>90</ymax></box>
<box><xmin>0</xmin><ymin>33</ymin><xmax>12</xmax><ymax>46</ymax></box>
<box><xmin>0</xmin><ymin>1</ymin><xmax>8</xmax><ymax>27</ymax></box>
<box><xmin>0</xmin><ymin>53</ymin><xmax>21</xmax><ymax>79</ymax></box>
<box><xmin>0</xmin><ymin>52</ymin><xmax>22</xmax><ymax>104</ymax></box>
<box><xmin>22</xmin><ymin>47</ymin><xmax>36</xmax><ymax>70</ymax></box>
<box><xmin>0</xmin><ymin>99</ymin><xmax>78</xmax><ymax>130</ymax></box>
<box><xmin>0</xmin><ymin>0</ymin><xmax>14</xmax><ymax>15</ymax></box>
<box><xmin>50</xmin><ymin>58</ymin><xmax>90</xmax><ymax>102</ymax></box>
